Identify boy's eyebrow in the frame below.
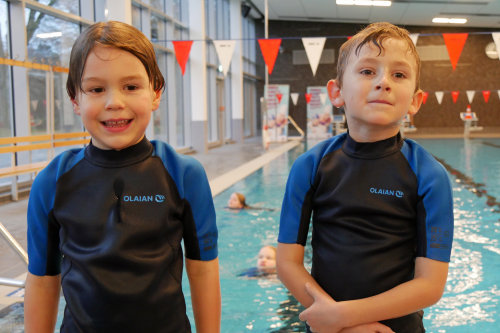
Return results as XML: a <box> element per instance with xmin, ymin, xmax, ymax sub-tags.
<box><xmin>82</xmin><ymin>75</ymin><xmax>147</xmax><ymax>83</ymax></box>
<box><xmin>356</xmin><ymin>57</ymin><xmax>413</xmax><ymax>69</ymax></box>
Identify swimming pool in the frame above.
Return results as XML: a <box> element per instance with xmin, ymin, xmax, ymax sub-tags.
<box><xmin>183</xmin><ymin>138</ymin><xmax>500</xmax><ymax>332</ymax></box>
<box><xmin>1</xmin><ymin>138</ymin><xmax>498</xmax><ymax>332</ymax></box>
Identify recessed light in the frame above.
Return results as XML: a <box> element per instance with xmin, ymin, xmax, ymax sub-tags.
<box><xmin>432</xmin><ymin>17</ymin><xmax>467</xmax><ymax>24</ymax></box>
<box><xmin>336</xmin><ymin>0</ymin><xmax>392</xmax><ymax>6</ymax></box>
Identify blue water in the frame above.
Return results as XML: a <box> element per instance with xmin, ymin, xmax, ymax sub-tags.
<box><xmin>1</xmin><ymin>138</ymin><xmax>499</xmax><ymax>332</ymax></box>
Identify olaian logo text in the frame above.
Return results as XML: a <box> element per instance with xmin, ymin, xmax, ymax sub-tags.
<box><xmin>123</xmin><ymin>194</ymin><xmax>166</xmax><ymax>203</ymax></box>
<box><xmin>370</xmin><ymin>187</ymin><xmax>404</xmax><ymax>198</ymax></box>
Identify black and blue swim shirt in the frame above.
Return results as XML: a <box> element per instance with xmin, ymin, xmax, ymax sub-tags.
<box><xmin>27</xmin><ymin>137</ymin><xmax>218</xmax><ymax>333</ymax></box>
<box><xmin>279</xmin><ymin>132</ymin><xmax>454</xmax><ymax>332</ymax></box>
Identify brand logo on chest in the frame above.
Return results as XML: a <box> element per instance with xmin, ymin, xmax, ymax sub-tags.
<box><xmin>123</xmin><ymin>194</ymin><xmax>166</xmax><ymax>203</ymax></box>
<box><xmin>369</xmin><ymin>187</ymin><xmax>404</xmax><ymax>198</ymax></box>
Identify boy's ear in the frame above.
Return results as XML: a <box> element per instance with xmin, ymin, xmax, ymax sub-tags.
<box><xmin>408</xmin><ymin>89</ymin><xmax>424</xmax><ymax>116</ymax></box>
<box><xmin>71</xmin><ymin>98</ymin><xmax>81</xmax><ymax>115</ymax></box>
<box><xmin>151</xmin><ymin>89</ymin><xmax>162</xmax><ymax>111</ymax></box>
<box><xmin>327</xmin><ymin>79</ymin><xmax>344</xmax><ymax>108</ymax></box>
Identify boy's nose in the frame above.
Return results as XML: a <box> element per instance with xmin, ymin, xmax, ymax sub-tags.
<box><xmin>375</xmin><ymin>73</ymin><xmax>391</xmax><ymax>91</ymax></box>
<box><xmin>105</xmin><ymin>90</ymin><xmax>125</xmax><ymax>110</ymax></box>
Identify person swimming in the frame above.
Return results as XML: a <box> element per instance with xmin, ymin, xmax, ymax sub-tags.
<box><xmin>227</xmin><ymin>192</ymin><xmax>277</xmax><ymax>211</ymax></box>
<box><xmin>237</xmin><ymin>245</ymin><xmax>277</xmax><ymax>278</ymax></box>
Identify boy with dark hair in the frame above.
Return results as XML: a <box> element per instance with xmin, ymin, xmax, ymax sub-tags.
<box><xmin>277</xmin><ymin>22</ymin><xmax>453</xmax><ymax>333</ymax></box>
<box><xmin>24</xmin><ymin>21</ymin><xmax>220</xmax><ymax>333</ymax></box>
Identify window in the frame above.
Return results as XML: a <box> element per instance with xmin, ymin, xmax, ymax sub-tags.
<box><xmin>0</xmin><ymin>0</ymin><xmax>13</xmax><ymax>138</ymax></box>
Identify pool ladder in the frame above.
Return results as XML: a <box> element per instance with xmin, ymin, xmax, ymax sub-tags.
<box><xmin>0</xmin><ymin>221</ymin><xmax>28</xmax><ymax>288</ymax></box>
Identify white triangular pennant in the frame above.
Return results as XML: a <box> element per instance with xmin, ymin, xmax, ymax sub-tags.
<box><xmin>435</xmin><ymin>91</ymin><xmax>444</xmax><ymax>105</ymax></box>
<box><xmin>319</xmin><ymin>93</ymin><xmax>327</xmax><ymax>105</ymax></box>
<box><xmin>290</xmin><ymin>93</ymin><xmax>299</xmax><ymax>106</ymax></box>
<box><xmin>213</xmin><ymin>40</ymin><xmax>236</xmax><ymax>77</ymax></box>
<box><xmin>410</xmin><ymin>33</ymin><xmax>419</xmax><ymax>46</ymax></box>
<box><xmin>498</xmin><ymin>90</ymin><xmax>500</xmax><ymax>101</ymax></box>
<box><xmin>466</xmin><ymin>90</ymin><xmax>475</xmax><ymax>104</ymax></box>
<box><xmin>302</xmin><ymin>37</ymin><xmax>326</xmax><ymax>76</ymax></box>
<box><xmin>492</xmin><ymin>33</ymin><xmax>500</xmax><ymax>60</ymax></box>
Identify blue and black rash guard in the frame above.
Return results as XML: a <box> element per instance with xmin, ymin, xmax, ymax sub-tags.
<box><xmin>279</xmin><ymin>132</ymin><xmax>454</xmax><ymax>332</ymax></box>
<box><xmin>27</xmin><ymin>137</ymin><xmax>217</xmax><ymax>333</ymax></box>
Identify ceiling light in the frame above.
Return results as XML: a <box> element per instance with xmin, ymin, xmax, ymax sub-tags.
<box><xmin>336</xmin><ymin>0</ymin><xmax>392</xmax><ymax>6</ymax></box>
<box><xmin>432</xmin><ymin>17</ymin><xmax>467</xmax><ymax>24</ymax></box>
<box><xmin>36</xmin><ymin>32</ymin><xmax>63</xmax><ymax>39</ymax></box>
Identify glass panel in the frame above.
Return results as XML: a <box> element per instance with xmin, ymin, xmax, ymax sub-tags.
<box><xmin>147</xmin><ymin>0</ymin><xmax>165</xmax><ymax>12</ymax></box>
<box><xmin>175</xmin><ymin>61</ymin><xmax>184</xmax><ymax>147</ymax></box>
<box><xmin>0</xmin><ymin>0</ymin><xmax>13</xmax><ymax>137</ymax></box>
<box><xmin>132</xmin><ymin>5</ymin><xmax>141</xmax><ymax>30</ymax></box>
<box><xmin>28</xmin><ymin>70</ymin><xmax>48</xmax><ymax>135</ymax></box>
<box><xmin>54</xmin><ymin>71</ymin><xmax>82</xmax><ymax>132</ymax></box>
<box><xmin>36</xmin><ymin>0</ymin><xmax>80</xmax><ymax>16</ymax></box>
<box><xmin>25</xmin><ymin>8</ymin><xmax>81</xmax><ymax>134</ymax></box>
<box><xmin>151</xmin><ymin>15</ymin><xmax>166</xmax><ymax>43</ymax></box>
<box><xmin>154</xmin><ymin>51</ymin><xmax>169</xmax><ymax>143</ymax></box>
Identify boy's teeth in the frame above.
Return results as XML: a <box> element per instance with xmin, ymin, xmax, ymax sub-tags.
<box><xmin>104</xmin><ymin>120</ymin><xmax>129</xmax><ymax>127</ymax></box>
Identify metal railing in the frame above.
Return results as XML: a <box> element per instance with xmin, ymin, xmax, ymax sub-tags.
<box><xmin>0</xmin><ymin>221</ymin><xmax>28</xmax><ymax>288</ymax></box>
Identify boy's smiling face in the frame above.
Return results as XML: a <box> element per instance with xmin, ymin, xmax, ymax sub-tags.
<box><xmin>329</xmin><ymin>38</ymin><xmax>423</xmax><ymax>142</ymax></box>
<box><xmin>72</xmin><ymin>44</ymin><xmax>161</xmax><ymax>150</ymax></box>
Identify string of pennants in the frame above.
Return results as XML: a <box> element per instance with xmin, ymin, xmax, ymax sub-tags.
<box><xmin>285</xmin><ymin>90</ymin><xmax>500</xmax><ymax>107</ymax></box>
<box><xmin>170</xmin><ymin>32</ymin><xmax>500</xmax><ymax>76</ymax></box>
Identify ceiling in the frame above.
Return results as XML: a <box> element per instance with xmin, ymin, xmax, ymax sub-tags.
<box><xmin>246</xmin><ymin>0</ymin><xmax>500</xmax><ymax>29</ymax></box>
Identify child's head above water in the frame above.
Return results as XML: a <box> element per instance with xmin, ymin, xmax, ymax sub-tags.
<box><xmin>228</xmin><ymin>192</ymin><xmax>247</xmax><ymax>209</ymax></box>
<box><xmin>257</xmin><ymin>245</ymin><xmax>276</xmax><ymax>272</ymax></box>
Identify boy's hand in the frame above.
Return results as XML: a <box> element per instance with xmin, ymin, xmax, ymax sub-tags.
<box><xmin>299</xmin><ymin>282</ymin><xmax>342</xmax><ymax>332</ymax></box>
<box><xmin>299</xmin><ymin>283</ymin><xmax>395</xmax><ymax>333</ymax></box>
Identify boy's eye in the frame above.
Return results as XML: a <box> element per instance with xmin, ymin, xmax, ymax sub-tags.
<box><xmin>394</xmin><ymin>72</ymin><xmax>406</xmax><ymax>78</ymax></box>
<box><xmin>89</xmin><ymin>87</ymin><xmax>104</xmax><ymax>93</ymax></box>
<box><xmin>126</xmin><ymin>85</ymin><xmax>139</xmax><ymax>91</ymax></box>
<box><xmin>360</xmin><ymin>69</ymin><xmax>374</xmax><ymax>75</ymax></box>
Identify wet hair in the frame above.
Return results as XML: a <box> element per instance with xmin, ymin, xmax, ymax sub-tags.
<box><xmin>336</xmin><ymin>22</ymin><xmax>421</xmax><ymax>91</ymax></box>
<box><xmin>261</xmin><ymin>245</ymin><xmax>276</xmax><ymax>255</ymax></box>
<box><xmin>66</xmin><ymin>21</ymin><xmax>165</xmax><ymax>100</ymax></box>
<box><xmin>235</xmin><ymin>192</ymin><xmax>248</xmax><ymax>208</ymax></box>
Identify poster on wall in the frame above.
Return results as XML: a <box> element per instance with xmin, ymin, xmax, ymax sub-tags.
<box><xmin>264</xmin><ymin>84</ymin><xmax>290</xmax><ymax>143</ymax></box>
<box><xmin>306</xmin><ymin>86</ymin><xmax>332</xmax><ymax>139</ymax></box>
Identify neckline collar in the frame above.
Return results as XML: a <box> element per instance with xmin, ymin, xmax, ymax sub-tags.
<box><xmin>84</xmin><ymin>137</ymin><xmax>153</xmax><ymax>167</ymax></box>
<box><xmin>342</xmin><ymin>132</ymin><xmax>403</xmax><ymax>159</ymax></box>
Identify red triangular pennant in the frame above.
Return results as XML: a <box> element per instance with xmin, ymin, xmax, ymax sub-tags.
<box><xmin>482</xmin><ymin>90</ymin><xmax>491</xmax><ymax>103</ymax></box>
<box><xmin>451</xmin><ymin>91</ymin><xmax>460</xmax><ymax>103</ymax></box>
<box><xmin>442</xmin><ymin>33</ymin><xmax>468</xmax><ymax>70</ymax></box>
<box><xmin>276</xmin><ymin>92</ymin><xmax>283</xmax><ymax>103</ymax></box>
<box><xmin>305</xmin><ymin>93</ymin><xmax>312</xmax><ymax>104</ymax></box>
<box><xmin>422</xmin><ymin>91</ymin><xmax>429</xmax><ymax>104</ymax></box>
<box><xmin>172</xmin><ymin>40</ymin><xmax>193</xmax><ymax>75</ymax></box>
<box><xmin>258</xmin><ymin>39</ymin><xmax>282</xmax><ymax>75</ymax></box>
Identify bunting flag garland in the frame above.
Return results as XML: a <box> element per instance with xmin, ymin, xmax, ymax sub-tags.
<box><xmin>466</xmin><ymin>90</ymin><xmax>475</xmax><ymax>104</ymax></box>
<box><xmin>451</xmin><ymin>91</ymin><xmax>460</xmax><ymax>103</ymax></box>
<box><xmin>276</xmin><ymin>92</ymin><xmax>283</xmax><ymax>103</ymax></box>
<box><xmin>442</xmin><ymin>33</ymin><xmax>468</xmax><ymax>70</ymax></box>
<box><xmin>422</xmin><ymin>91</ymin><xmax>429</xmax><ymax>104</ymax></box>
<box><xmin>172</xmin><ymin>40</ymin><xmax>193</xmax><ymax>75</ymax></box>
<box><xmin>492</xmin><ymin>33</ymin><xmax>500</xmax><ymax>60</ymax></box>
<box><xmin>409</xmin><ymin>33</ymin><xmax>419</xmax><ymax>46</ymax></box>
<box><xmin>305</xmin><ymin>93</ymin><xmax>312</xmax><ymax>104</ymax></box>
<box><xmin>302</xmin><ymin>37</ymin><xmax>326</xmax><ymax>76</ymax></box>
<box><xmin>435</xmin><ymin>91</ymin><xmax>444</xmax><ymax>105</ymax></box>
<box><xmin>213</xmin><ymin>40</ymin><xmax>236</xmax><ymax>77</ymax></box>
<box><xmin>290</xmin><ymin>93</ymin><xmax>299</xmax><ymax>106</ymax></box>
<box><xmin>482</xmin><ymin>90</ymin><xmax>491</xmax><ymax>103</ymax></box>
<box><xmin>258</xmin><ymin>39</ymin><xmax>282</xmax><ymax>75</ymax></box>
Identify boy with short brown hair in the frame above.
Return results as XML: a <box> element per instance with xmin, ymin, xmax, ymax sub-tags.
<box><xmin>277</xmin><ymin>22</ymin><xmax>453</xmax><ymax>333</ymax></box>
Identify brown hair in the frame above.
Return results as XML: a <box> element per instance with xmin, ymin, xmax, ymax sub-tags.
<box><xmin>66</xmin><ymin>21</ymin><xmax>165</xmax><ymax>100</ymax></box>
<box><xmin>336</xmin><ymin>22</ymin><xmax>420</xmax><ymax>91</ymax></box>
<box><xmin>234</xmin><ymin>192</ymin><xmax>248</xmax><ymax>208</ymax></box>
